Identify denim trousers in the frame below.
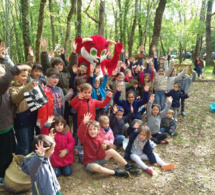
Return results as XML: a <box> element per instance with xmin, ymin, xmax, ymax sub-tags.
<box><xmin>114</xmin><ymin>135</ymin><xmax>125</xmax><ymax>146</ymax></box>
<box><xmin>160</xmin><ymin>127</ymin><xmax>175</xmax><ymax>135</ymax></box>
<box><xmin>155</xmin><ymin>91</ymin><xmax>165</xmax><ymax>111</ymax></box>
<box><xmin>53</xmin><ymin>165</ymin><xmax>72</xmax><ymax>177</ymax></box>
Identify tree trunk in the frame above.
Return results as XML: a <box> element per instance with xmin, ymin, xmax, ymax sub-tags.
<box><xmin>117</xmin><ymin>0</ymin><xmax>123</xmax><ymax>43</ymax></box>
<box><xmin>179</xmin><ymin>41</ymin><xmax>183</xmax><ymax>64</ymax></box>
<box><xmin>64</xmin><ymin>0</ymin><xmax>76</xmax><ymax>56</ymax></box>
<box><xmin>160</xmin><ymin>36</ymin><xmax>165</xmax><ymax>56</ymax></box>
<box><xmin>112</xmin><ymin>0</ymin><xmax>118</xmax><ymax>42</ymax></box>
<box><xmin>205</xmin><ymin>0</ymin><xmax>215</xmax><ymax>67</ymax></box>
<box><xmin>49</xmin><ymin>0</ymin><xmax>55</xmax><ymax>50</ymax></box>
<box><xmin>20</xmin><ymin>0</ymin><xmax>31</xmax><ymax>61</ymax></box>
<box><xmin>35</xmin><ymin>0</ymin><xmax>47</xmax><ymax>62</ymax></box>
<box><xmin>149</xmin><ymin>0</ymin><xmax>167</xmax><ymax>57</ymax></box>
<box><xmin>138</xmin><ymin>0</ymin><xmax>143</xmax><ymax>46</ymax></box>
<box><xmin>122</xmin><ymin>0</ymin><xmax>130</xmax><ymax>47</ymax></box>
<box><xmin>128</xmin><ymin>0</ymin><xmax>138</xmax><ymax>56</ymax></box>
<box><xmin>98</xmin><ymin>0</ymin><xmax>105</xmax><ymax>36</ymax></box>
<box><xmin>192</xmin><ymin>0</ymin><xmax>207</xmax><ymax>62</ymax></box>
<box><xmin>76</xmin><ymin>0</ymin><xmax>82</xmax><ymax>37</ymax></box>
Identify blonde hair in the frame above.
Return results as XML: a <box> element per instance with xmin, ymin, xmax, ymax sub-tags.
<box><xmin>138</xmin><ymin>125</ymin><xmax>151</xmax><ymax>140</ymax></box>
<box><xmin>167</xmin><ymin>109</ymin><xmax>174</xmax><ymax>116</ymax></box>
<box><xmin>80</xmin><ymin>83</ymin><xmax>92</xmax><ymax>92</ymax></box>
<box><xmin>99</xmin><ymin>115</ymin><xmax>109</xmax><ymax>124</ymax></box>
<box><xmin>87</xmin><ymin>121</ymin><xmax>100</xmax><ymax>131</ymax></box>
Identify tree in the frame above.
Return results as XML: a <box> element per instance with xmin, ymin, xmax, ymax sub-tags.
<box><xmin>76</xmin><ymin>0</ymin><xmax>82</xmax><ymax>37</ymax></box>
<box><xmin>64</xmin><ymin>0</ymin><xmax>76</xmax><ymax>55</ymax></box>
<box><xmin>35</xmin><ymin>0</ymin><xmax>47</xmax><ymax>62</ymax></box>
<box><xmin>49</xmin><ymin>0</ymin><xmax>55</xmax><ymax>50</ymax></box>
<box><xmin>205</xmin><ymin>0</ymin><xmax>215</xmax><ymax>68</ymax></box>
<box><xmin>149</xmin><ymin>0</ymin><xmax>167</xmax><ymax>57</ymax></box>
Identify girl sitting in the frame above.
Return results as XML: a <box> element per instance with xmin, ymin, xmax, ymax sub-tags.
<box><xmin>41</xmin><ymin>115</ymin><xmax>75</xmax><ymax>177</ymax></box>
<box><xmin>125</xmin><ymin>124</ymin><xmax>175</xmax><ymax>175</ymax></box>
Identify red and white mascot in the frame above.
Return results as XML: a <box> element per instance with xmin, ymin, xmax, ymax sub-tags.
<box><xmin>74</xmin><ymin>35</ymin><xmax>123</xmax><ymax>76</ymax></box>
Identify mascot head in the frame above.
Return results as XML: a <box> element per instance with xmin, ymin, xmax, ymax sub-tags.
<box><xmin>80</xmin><ymin>35</ymin><xmax>115</xmax><ymax>66</ymax></box>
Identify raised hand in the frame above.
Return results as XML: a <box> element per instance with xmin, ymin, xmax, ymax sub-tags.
<box><xmin>40</xmin><ymin>38</ymin><xmax>48</xmax><ymax>52</ymax></box>
<box><xmin>28</xmin><ymin>46</ymin><xmax>34</xmax><ymax>56</ymax></box>
<box><xmin>144</xmin><ymin>84</ymin><xmax>150</xmax><ymax>92</ymax></box>
<box><xmin>90</xmin><ymin>64</ymin><xmax>95</xmax><ymax>74</ymax></box>
<box><xmin>149</xmin><ymin>94</ymin><xmax>154</xmax><ymax>102</ymax></box>
<box><xmin>167</xmin><ymin>96</ymin><xmax>173</xmax><ymax>103</ymax></box>
<box><xmin>121</xmin><ymin>48</ymin><xmax>125</xmax><ymax>53</ymax></box>
<box><xmin>116</xmin><ymin>84</ymin><xmax>123</xmax><ymax>92</ymax></box>
<box><xmin>133</xmin><ymin>121</ymin><xmax>140</xmax><ymax>129</ymax></box>
<box><xmin>151</xmin><ymin>64</ymin><xmax>155</xmax><ymax>71</ymax></box>
<box><xmin>107</xmin><ymin>92</ymin><xmax>113</xmax><ymax>98</ymax></box>
<box><xmin>83</xmin><ymin>113</ymin><xmax>92</xmax><ymax>124</ymax></box>
<box><xmin>169</xmin><ymin>47</ymin><xmax>173</xmax><ymax>52</ymax></box>
<box><xmin>0</xmin><ymin>42</ymin><xmax>9</xmax><ymax>57</ymax></box>
<box><xmin>125</xmin><ymin>51</ymin><xmax>129</xmax><ymax>58</ymax></box>
<box><xmin>60</xmin><ymin>46</ymin><xmax>65</xmax><ymax>54</ymax></box>
<box><xmin>47</xmin><ymin>116</ymin><xmax>55</xmax><ymax>124</ymax></box>
<box><xmin>130</xmin><ymin>105</ymin><xmax>134</xmax><ymax>113</ymax></box>
<box><xmin>185</xmin><ymin>66</ymin><xmax>189</xmax><ymax>71</ymax></box>
<box><xmin>104</xmin><ymin>67</ymin><xmax>108</xmax><ymax>75</ymax></box>
<box><xmin>48</xmin><ymin>50</ymin><xmax>55</xmax><ymax>59</ymax></box>
<box><xmin>35</xmin><ymin>141</ymin><xmax>50</xmax><ymax>156</ymax></box>
<box><xmin>152</xmin><ymin>45</ymin><xmax>156</xmax><ymax>52</ymax></box>
<box><xmin>49</xmin><ymin>128</ymin><xmax>56</xmax><ymax>137</ymax></box>
<box><xmin>78</xmin><ymin>93</ymin><xmax>84</xmax><ymax>100</ymax></box>
<box><xmin>113</xmin><ymin>104</ymin><xmax>118</xmax><ymax>114</ymax></box>
<box><xmin>72</xmin><ymin>65</ymin><xmax>78</xmax><ymax>74</ymax></box>
<box><xmin>69</xmin><ymin>88</ymin><xmax>74</xmax><ymax>95</ymax></box>
<box><xmin>146</xmin><ymin>58</ymin><xmax>149</xmax><ymax>64</ymax></box>
<box><xmin>59</xmin><ymin>149</ymin><xmax>67</xmax><ymax>158</ymax></box>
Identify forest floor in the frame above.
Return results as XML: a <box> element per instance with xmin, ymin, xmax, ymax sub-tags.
<box><xmin>1</xmin><ymin>71</ymin><xmax>215</xmax><ymax>195</ymax></box>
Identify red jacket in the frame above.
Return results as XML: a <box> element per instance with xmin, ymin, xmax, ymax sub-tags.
<box><xmin>77</xmin><ymin>122</ymin><xmax>106</xmax><ymax>166</ymax></box>
<box><xmin>70</xmin><ymin>96</ymin><xmax>111</xmax><ymax>127</ymax></box>
<box><xmin>42</xmin><ymin>126</ymin><xmax>75</xmax><ymax>167</ymax></box>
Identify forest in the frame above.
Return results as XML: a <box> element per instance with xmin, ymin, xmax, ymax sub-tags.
<box><xmin>0</xmin><ymin>0</ymin><xmax>215</xmax><ymax>68</ymax></box>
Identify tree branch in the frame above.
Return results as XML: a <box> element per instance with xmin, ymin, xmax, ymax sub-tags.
<box><xmin>83</xmin><ymin>0</ymin><xmax>99</xmax><ymax>23</ymax></box>
<box><xmin>211</xmin><ymin>12</ymin><xmax>215</xmax><ymax>16</ymax></box>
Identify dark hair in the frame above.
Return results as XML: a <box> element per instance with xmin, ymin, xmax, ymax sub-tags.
<box><xmin>152</xmin><ymin>104</ymin><xmax>161</xmax><ymax>113</ymax></box>
<box><xmin>158</xmin><ymin>67</ymin><xmax>165</xmax><ymax>71</ymax></box>
<box><xmin>46</xmin><ymin>68</ymin><xmax>60</xmax><ymax>77</ymax></box>
<box><xmin>133</xmin><ymin>79</ymin><xmax>139</xmax><ymax>85</ymax></box>
<box><xmin>79</xmin><ymin>62</ymin><xmax>88</xmax><ymax>69</ymax></box>
<box><xmin>170</xmin><ymin>67</ymin><xmax>177</xmax><ymax>76</ymax></box>
<box><xmin>32</xmin><ymin>62</ymin><xmax>43</xmax><ymax>71</ymax></box>
<box><xmin>50</xmin><ymin>115</ymin><xmax>66</xmax><ymax>133</ymax></box>
<box><xmin>174</xmin><ymin>83</ymin><xmax>180</xmax><ymax>88</ymax></box>
<box><xmin>74</xmin><ymin>77</ymin><xmax>86</xmax><ymax>88</ymax></box>
<box><xmin>51</xmin><ymin>57</ymin><xmax>65</xmax><ymax>68</ymax></box>
<box><xmin>80</xmin><ymin>83</ymin><xmax>92</xmax><ymax>91</ymax></box>
<box><xmin>116</xmin><ymin>72</ymin><xmax>124</xmax><ymax>78</ymax></box>
<box><xmin>138</xmin><ymin>125</ymin><xmax>151</xmax><ymax>140</ymax></box>
<box><xmin>126</xmin><ymin>91</ymin><xmax>136</xmax><ymax>98</ymax></box>
<box><xmin>32</xmin><ymin>134</ymin><xmax>55</xmax><ymax>152</ymax></box>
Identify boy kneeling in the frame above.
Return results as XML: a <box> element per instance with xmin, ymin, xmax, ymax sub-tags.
<box><xmin>77</xmin><ymin>113</ymin><xmax>142</xmax><ymax>178</ymax></box>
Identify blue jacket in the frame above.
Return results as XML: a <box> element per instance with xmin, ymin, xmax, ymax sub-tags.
<box><xmin>21</xmin><ymin>152</ymin><xmax>60</xmax><ymax>195</ymax></box>
<box><xmin>124</xmin><ymin>129</ymin><xmax>156</xmax><ymax>164</ymax></box>
<box><xmin>92</xmin><ymin>75</ymin><xmax>108</xmax><ymax>109</ymax></box>
<box><xmin>113</xmin><ymin>90</ymin><xmax>149</xmax><ymax>119</ymax></box>
<box><xmin>165</xmin><ymin>90</ymin><xmax>189</xmax><ymax>108</ymax></box>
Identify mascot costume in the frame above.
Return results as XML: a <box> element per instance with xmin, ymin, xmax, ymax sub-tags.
<box><xmin>74</xmin><ymin>35</ymin><xmax>123</xmax><ymax>76</ymax></box>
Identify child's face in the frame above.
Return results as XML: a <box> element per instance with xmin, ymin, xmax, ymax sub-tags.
<box><xmin>171</xmin><ymin>69</ymin><xmax>177</xmax><ymax>76</ymax></box>
<box><xmin>116</xmin><ymin>75</ymin><xmax>124</xmax><ymax>83</ymax></box>
<box><xmin>166</xmin><ymin>112</ymin><xmax>173</xmax><ymax>119</ymax></box>
<box><xmin>88</xmin><ymin>125</ymin><xmax>99</xmax><ymax>138</ymax></box>
<box><xmin>133</xmin><ymin>84</ymin><xmax>138</xmax><ymax>89</ymax></box>
<box><xmin>126</xmin><ymin>70</ymin><xmax>131</xmax><ymax>77</ymax></box>
<box><xmin>144</xmin><ymin>76</ymin><xmax>150</xmax><ymax>83</ymax></box>
<box><xmin>158</xmin><ymin>69</ymin><xmax>164</xmax><ymax>75</ymax></box>
<box><xmin>54</xmin><ymin>63</ymin><xmax>64</xmax><ymax>72</ymax></box>
<box><xmin>82</xmin><ymin>89</ymin><xmax>92</xmax><ymax>99</ymax></box>
<box><xmin>15</xmin><ymin>71</ymin><xmax>28</xmax><ymax>85</ymax></box>
<box><xmin>126</xmin><ymin>93</ymin><xmax>135</xmax><ymax>104</ymax></box>
<box><xmin>94</xmin><ymin>81</ymin><xmax>100</xmax><ymax>89</ymax></box>
<box><xmin>79</xmin><ymin>65</ymin><xmax>87</xmax><ymax>75</ymax></box>
<box><xmin>45</xmin><ymin>143</ymin><xmax>55</xmax><ymax>158</ymax></box>
<box><xmin>138</xmin><ymin>131</ymin><xmax>147</xmax><ymax>142</ymax></box>
<box><xmin>101</xmin><ymin>119</ymin><xmax>109</xmax><ymax>129</ymax></box>
<box><xmin>55</xmin><ymin>122</ymin><xmax>64</xmax><ymax>133</ymax></box>
<box><xmin>159</xmin><ymin>58</ymin><xmax>164</xmax><ymax>64</ymax></box>
<box><xmin>116</xmin><ymin>112</ymin><xmax>123</xmax><ymax>120</ymax></box>
<box><xmin>173</xmin><ymin>85</ymin><xmax>180</xmax><ymax>92</ymax></box>
<box><xmin>152</xmin><ymin>106</ymin><xmax>160</xmax><ymax>116</ymax></box>
<box><xmin>31</xmin><ymin>68</ymin><xmax>42</xmax><ymax>79</ymax></box>
<box><xmin>47</xmin><ymin>74</ymin><xmax>60</xmax><ymax>87</ymax></box>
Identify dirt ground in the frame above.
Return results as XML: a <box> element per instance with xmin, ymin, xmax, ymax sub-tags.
<box><xmin>1</xmin><ymin>81</ymin><xmax>215</xmax><ymax>195</ymax></box>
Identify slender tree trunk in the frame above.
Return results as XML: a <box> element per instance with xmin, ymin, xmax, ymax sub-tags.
<box><xmin>117</xmin><ymin>0</ymin><xmax>123</xmax><ymax>43</ymax></box>
<box><xmin>128</xmin><ymin>0</ymin><xmax>138</xmax><ymax>56</ymax></box>
<box><xmin>112</xmin><ymin>0</ymin><xmax>118</xmax><ymax>42</ymax></box>
<box><xmin>205</xmin><ymin>0</ymin><xmax>215</xmax><ymax>67</ymax></box>
<box><xmin>138</xmin><ymin>0</ymin><xmax>143</xmax><ymax>46</ymax></box>
<box><xmin>160</xmin><ymin>36</ymin><xmax>165</xmax><ymax>56</ymax></box>
<box><xmin>149</xmin><ymin>0</ymin><xmax>167</xmax><ymax>57</ymax></box>
<box><xmin>35</xmin><ymin>0</ymin><xmax>47</xmax><ymax>62</ymax></box>
<box><xmin>49</xmin><ymin>0</ymin><xmax>55</xmax><ymax>50</ymax></box>
<box><xmin>192</xmin><ymin>0</ymin><xmax>206</xmax><ymax>62</ymax></box>
<box><xmin>179</xmin><ymin>42</ymin><xmax>183</xmax><ymax>64</ymax></box>
<box><xmin>64</xmin><ymin>0</ymin><xmax>76</xmax><ymax>56</ymax></box>
<box><xmin>122</xmin><ymin>0</ymin><xmax>130</xmax><ymax>47</ymax></box>
<box><xmin>98</xmin><ymin>0</ymin><xmax>105</xmax><ymax>36</ymax></box>
<box><xmin>76</xmin><ymin>0</ymin><xmax>82</xmax><ymax>37</ymax></box>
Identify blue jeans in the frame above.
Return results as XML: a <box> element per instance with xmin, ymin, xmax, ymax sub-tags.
<box><xmin>53</xmin><ymin>165</ymin><xmax>72</xmax><ymax>177</ymax></box>
<box><xmin>114</xmin><ymin>135</ymin><xmax>125</xmax><ymax>147</ymax></box>
<box><xmin>155</xmin><ymin>91</ymin><xmax>165</xmax><ymax>111</ymax></box>
<box><xmin>160</xmin><ymin>127</ymin><xmax>175</xmax><ymax>135</ymax></box>
<box><xmin>15</xmin><ymin>124</ymin><xmax>35</xmax><ymax>156</ymax></box>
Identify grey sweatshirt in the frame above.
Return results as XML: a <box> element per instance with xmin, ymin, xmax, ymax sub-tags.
<box><xmin>147</xmin><ymin>101</ymin><xmax>171</xmax><ymax>134</ymax></box>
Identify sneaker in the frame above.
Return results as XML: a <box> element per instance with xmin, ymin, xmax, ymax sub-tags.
<box><xmin>115</xmin><ymin>168</ymin><xmax>130</xmax><ymax>178</ymax></box>
<box><xmin>125</xmin><ymin>165</ymin><xmax>142</xmax><ymax>174</ymax></box>
<box><xmin>171</xmin><ymin>132</ymin><xmax>178</xmax><ymax>137</ymax></box>
<box><xmin>146</xmin><ymin>167</ymin><xmax>153</xmax><ymax>175</ymax></box>
<box><xmin>161</xmin><ymin>163</ymin><xmax>175</xmax><ymax>170</ymax></box>
<box><xmin>181</xmin><ymin>111</ymin><xmax>186</xmax><ymax>116</ymax></box>
<box><xmin>160</xmin><ymin>140</ymin><xmax>169</xmax><ymax>144</ymax></box>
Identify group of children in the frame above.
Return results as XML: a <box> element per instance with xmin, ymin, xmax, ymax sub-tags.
<box><xmin>0</xmin><ymin>41</ymin><xmax>196</xmax><ymax>194</ymax></box>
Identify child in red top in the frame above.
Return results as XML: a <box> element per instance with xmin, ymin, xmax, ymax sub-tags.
<box><xmin>77</xmin><ymin>113</ymin><xmax>142</xmax><ymax>177</ymax></box>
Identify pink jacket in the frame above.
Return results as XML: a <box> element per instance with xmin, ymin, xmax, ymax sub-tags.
<box><xmin>98</xmin><ymin>127</ymin><xmax>114</xmax><ymax>145</ymax></box>
<box><xmin>42</xmin><ymin>126</ymin><xmax>75</xmax><ymax>167</ymax></box>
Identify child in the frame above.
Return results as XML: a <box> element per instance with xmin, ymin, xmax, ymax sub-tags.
<box><xmin>175</xmin><ymin>70</ymin><xmax>196</xmax><ymax>116</ymax></box>
<box><xmin>165</xmin><ymin>84</ymin><xmax>189</xmax><ymax>121</ymax></box>
<box><xmin>124</xmin><ymin>69</ymin><xmax>133</xmax><ymax>82</ymax></box>
<box><xmin>77</xmin><ymin>113</ymin><xmax>142</xmax><ymax>177</ymax></box>
<box><xmin>29</xmin><ymin>62</ymin><xmax>46</xmax><ymax>86</ymax></box>
<box><xmin>98</xmin><ymin>115</ymin><xmax>116</xmax><ymax>149</ymax></box>
<box><xmin>70</xmin><ymin>83</ymin><xmax>112</xmax><ymax>128</ymax></box>
<box><xmin>140</xmin><ymin>73</ymin><xmax>153</xmax><ymax>96</ymax></box>
<box><xmin>41</xmin><ymin>115</ymin><xmax>75</xmax><ymax>177</ymax></box>
<box><xmin>125</xmin><ymin>124</ymin><xmax>175</xmax><ymax>175</ymax></box>
<box><xmin>126</xmin><ymin>79</ymin><xmax>141</xmax><ymax>100</ymax></box>
<box><xmin>110</xmin><ymin>105</ymin><xmax>133</xmax><ymax>147</ymax></box>
<box><xmin>37</xmin><ymin>68</ymin><xmax>73</xmax><ymax>128</ymax></box>
<box><xmin>114</xmin><ymin>84</ymin><xmax>149</xmax><ymax>121</ymax></box>
<box><xmin>21</xmin><ymin>135</ymin><xmax>61</xmax><ymax>195</ymax></box>
<box><xmin>9</xmin><ymin>65</ymin><xmax>37</xmax><ymax>156</ymax></box>
<box><xmin>160</xmin><ymin>110</ymin><xmax>177</xmax><ymax>136</ymax></box>
<box><xmin>92</xmin><ymin>67</ymin><xmax>109</xmax><ymax>120</ymax></box>
<box><xmin>147</xmin><ymin>94</ymin><xmax>173</xmax><ymax>144</ymax></box>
